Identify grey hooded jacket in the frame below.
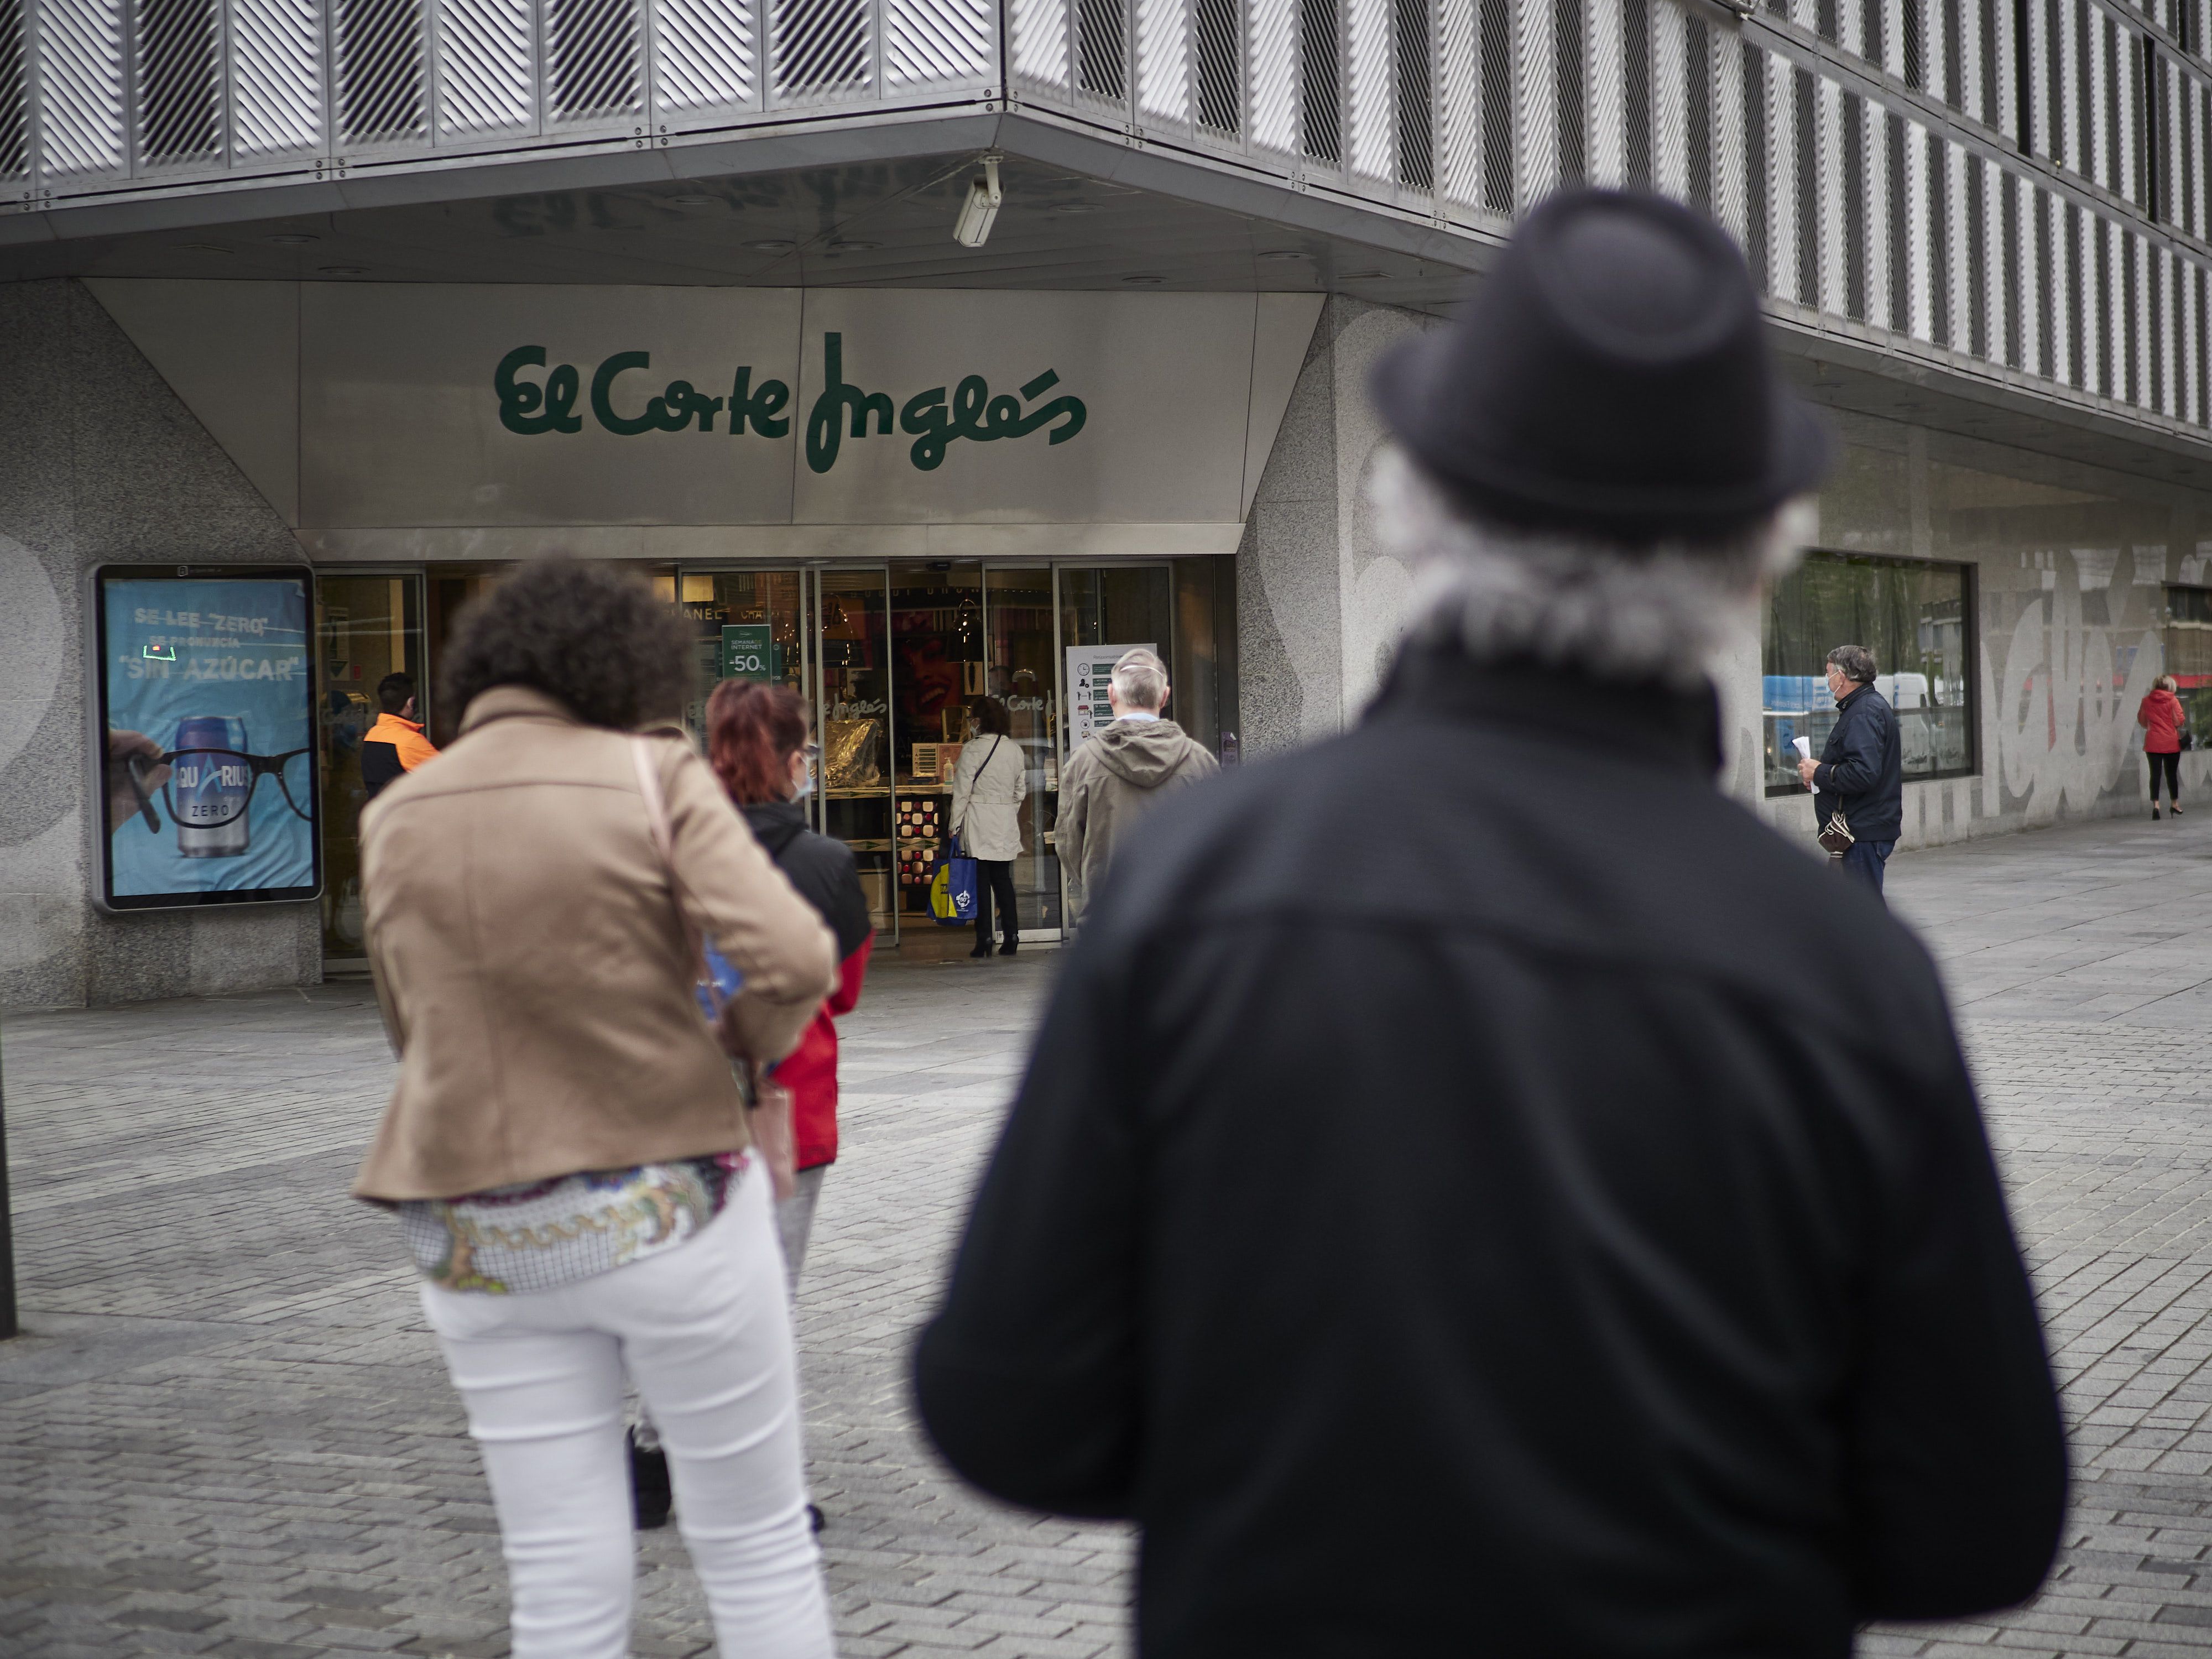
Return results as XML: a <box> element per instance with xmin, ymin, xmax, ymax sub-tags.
<box><xmin>1058</xmin><ymin>717</ymin><xmax>1219</xmax><ymax>920</ymax></box>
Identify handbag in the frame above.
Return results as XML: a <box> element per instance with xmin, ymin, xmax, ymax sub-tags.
<box><xmin>1817</xmin><ymin>805</ymin><xmax>1855</xmax><ymax>855</ymax></box>
<box><xmin>931</xmin><ymin>832</ymin><xmax>979</xmax><ymax>927</ymax></box>
<box><xmin>629</xmin><ymin>737</ymin><xmax>796</xmax><ymax>1201</ymax></box>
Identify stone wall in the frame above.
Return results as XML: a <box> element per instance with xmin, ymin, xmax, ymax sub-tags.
<box><xmin>0</xmin><ymin>279</ymin><xmax>320</xmax><ymax>1009</ymax></box>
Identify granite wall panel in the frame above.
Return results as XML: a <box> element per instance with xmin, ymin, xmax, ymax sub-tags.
<box><xmin>0</xmin><ymin>279</ymin><xmax>318</xmax><ymax>1009</ymax></box>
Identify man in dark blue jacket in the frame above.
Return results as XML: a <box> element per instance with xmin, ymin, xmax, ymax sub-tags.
<box><xmin>1795</xmin><ymin>643</ymin><xmax>1904</xmax><ymax>897</ymax></box>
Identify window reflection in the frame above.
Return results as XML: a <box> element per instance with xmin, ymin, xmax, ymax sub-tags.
<box><xmin>1764</xmin><ymin>550</ymin><xmax>1976</xmax><ymax>795</ymax></box>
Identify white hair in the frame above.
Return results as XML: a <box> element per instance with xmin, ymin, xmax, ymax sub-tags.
<box><xmin>1111</xmin><ymin>647</ymin><xmax>1168</xmax><ymax>711</ymax></box>
<box><xmin>1369</xmin><ymin>447</ymin><xmax>1807</xmax><ymax>692</ymax></box>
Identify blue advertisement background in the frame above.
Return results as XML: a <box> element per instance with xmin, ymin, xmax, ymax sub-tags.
<box><xmin>103</xmin><ymin>576</ymin><xmax>316</xmax><ymax>900</ymax></box>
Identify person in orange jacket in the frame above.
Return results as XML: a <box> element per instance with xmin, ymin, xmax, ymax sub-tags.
<box><xmin>361</xmin><ymin>672</ymin><xmax>440</xmax><ymax>801</ymax></box>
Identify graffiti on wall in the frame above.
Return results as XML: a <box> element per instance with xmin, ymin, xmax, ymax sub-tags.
<box><xmin>1993</xmin><ymin>546</ymin><xmax>2163</xmax><ymax>820</ymax></box>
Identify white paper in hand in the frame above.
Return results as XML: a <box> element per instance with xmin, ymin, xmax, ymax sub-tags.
<box><xmin>1793</xmin><ymin>735</ymin><xmax>1815</xmax><ymax>791</ymax></box>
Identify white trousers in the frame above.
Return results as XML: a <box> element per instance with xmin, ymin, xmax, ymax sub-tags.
<box><xmin>421</xmin><ymin>1164</ymin><xmax>833</xmax><ymax>1659</ymax></box>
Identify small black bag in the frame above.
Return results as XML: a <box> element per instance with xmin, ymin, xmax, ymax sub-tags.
<box><xmin>1817</xmin><ymin>806</ymin><xmax>1855</xmax><ymax>855</ymax></box>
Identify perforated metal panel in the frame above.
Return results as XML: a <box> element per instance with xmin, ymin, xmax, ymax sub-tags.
<box><xmin>40</xmin><ymin>0</ymin><xmax>129</xmax><ymax>175</ymax></box>
<box><xmin>1513</xmin><ymin>0</ymin><xmax>1554</xmax><ymax>202</ymax></box>
<box><xmin>1139</xmin><ymin>0</ymin><xmax>1189</xmax><ymax>121</ymax></box>
<box><xmin>230</xmin><ymin>0</ymin><xmax>323</xmax><ymax>155</ymax></box>
<box><xmin>439</xmin><ymin>0</ymin><xmax>535</xmax><ymax>138</ymax></box>
<box><xmin>135</xmin><ymin>0</ymin><xmax>222</xmax><ymax>165</ymax></box>
<box><xmin>1394</xmin><ymin>0</ymin><xmax>1430</xmax><ymax>181</ymax></box>
<box><xmin>547</xmin><ymin>0</ymin><xmax>640</xmax><ymax>119</ymax></box>
<box><xmin>1250</xmin><ymin>0</ymin><xmax>1295</xmax><ymax>147</ymax></box>
<box><xmin>1584</xmin><ymin>0</ymin><xmax>1622</xmax><ymax>185</ymax></box>
<box><xmin>1647</xmin><ymin>0</ymin><xmax>1681</xmax><ymax>199</ymax></box>
<box><xmin>1076</xmin><ymin>0</ymin><xmax>1126</xmax><ymax>100</ymax></box>
<box><xmin>1347</xmin><ymin>0</ymin><xmax>1390</xmax><ymax>173</ymax></box>
<box><xmin>889</xmin><ymin>0</ymin><xmax>990</xmax><ymax>88</ymax></box>
<box><xmin>335</xmin><ymin>0</ymin><xmax>426</xmax><ymax>145</ymax></box>
<box><xmin>1011</xmin><ymin>0</ymin><xmax>1069</xmax><ymax>85</ymax></box>
<box><xmin>656</xmin><ymin>0</ymin><xmax>758</xmax><ymax>113</ymax></box>
<box><xmin>1767</xmin><ymin>50</ymin><xmax>1800</xmax><ymax>302</ymax></box>
<box><xmin>0</xmin><ymin>0</ymin><xmax>25</xmax><ymax>179</ymax></box>
<box><xmin>1300</xmin><ymin>0</ymin><xmax>1341</xmax><ymax>159</ymax></box>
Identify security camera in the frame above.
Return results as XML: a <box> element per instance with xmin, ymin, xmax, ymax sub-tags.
<box><xmin>954</xmin><ymin>156</ymin><xmax>1002</xmax><ymax>248</ymax></box>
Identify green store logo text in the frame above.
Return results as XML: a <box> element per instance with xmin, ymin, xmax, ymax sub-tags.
<box><xmin>494</xmin><ymin>333</ymin><xmax>1087</xmax><ymax>474</ymax></box>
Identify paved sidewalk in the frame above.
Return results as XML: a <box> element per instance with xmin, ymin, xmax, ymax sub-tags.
<box><xmin>1</xmin><ymin>810</ymin><xmax>2210</xmax><ymax>1657</ymax></box>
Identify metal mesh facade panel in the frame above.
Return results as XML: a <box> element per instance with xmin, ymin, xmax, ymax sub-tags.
<box><xmin>548</xmin><ymin>0</ymin><xmax>640</xmax><ymax>118</ymax></box>
<box><xmin>1348</xmin><ymin>0</ymin><xmax>1390</xmax><ymax>173</ymax></box>
<box><xmin>1479</xmin><ymin>0</ymin><xmax>1512</xmax><ymax>204</ymax></box>
<box><xmin>135</xmin><ymin>0</ymin><xmax>222</xmax><ymax>164</ymax></box>
<box><xmin>439</xmin><ymin>0</ymin><xmax>534</xmax><ymax>137</ymax></box>
<box><xmin>1196</xmin><ymin>0</ymin><xmax>1239</xmax><ymax>127</ymax></box>
<box><xmin>656</xmin><ymin>0</ymin><xmax>758</xmax><ymax>112</ymax></box>
<box><xmin>1077</xmin><ymin>0</ymin><xmax>1126</xmax><ymax>98</ymax></box>
<box><xmin>888</xmin><ymin>0</ymin><xmax>991</xmax><ymax>88</ymax></box>
<box><xmin>41</xmin><ymin>0</ymin><xmax>129</xmax><ymax>174</ymax></box>
<box><xmin>335</xmin><ymin>0</ymin><xmax>425</xmax><ymax>144</ymax></box>
<box><xmin>1554</xmin><ymin>0</ymin><xmax>1583</xmax><ymax>184</ymax></box>
<box><xmin>1620</xmin><ymin>0</ymin><xmax>1647</xmax><ymax>185</ymax></box>
<box><xmin>1650</xmin><ymin>0</ymin><xmax>1682</xmax><ymax>196</ymax></box>
<box><xmin>1515</xmin><ymin>0</ymin><xmax>1556</xmax><ymax>201</ymax></box>
<box><xmin>1394</xmin><ymin>0</ymin><xmax>1428</xmax><ymax>179</ymax></box>
<box><xmin>1585</xmin><ymin>0</ymin><xmax>1623</xmax><ymax>184</ymax></box>
<box><xmin>1250</xmin><ymin>0</ymin><xmax>1295</xmax><ymax>145</ymax></box>
<box><xmin>1438</xmin><ymin>0</ymin><xmax>1480</xmax><ymax>197</ymax></box>
<box><xmin>0</xmin><ymin>0</ymin><xmax>25</xmax><ymax>178</ymax></box>
<box><xmin>1300</xmin><ymin>0</ymin><xmax>1340</xmax><ymax>158</ymax></box>
<box><xmin>1140</xmin><ymin>0</ymin><xmax>1190</xmax><ymax>121</ymax></box>
<box><xmin>231</xmin><ymin>0</ymin><xmax>322</xmax><ymax>154</ymax></box>
<box><xmin>774</xmin><ymin>0</ymin><xmax>869</xmax><ymax>101</ymax></box>
<box><xmin>1011</xmin><ymin>0</ymin><xmax>1068</xmax><ymax>84</ymax></box>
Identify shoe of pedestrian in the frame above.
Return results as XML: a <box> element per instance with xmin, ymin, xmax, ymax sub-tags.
<box><xmin>969</xmin><ymin>942</ymin><xmax>993</xmax><ymax>958</ymax></box>
<box><xmin>2173</xmin><ymin>802</ymin><xmax>2184</xmax><ymax>816</ymax></box>
<box><xmin>629</xmin><ymin>1428</ymin><xmax>672</xmax><ymax>1531</ymax></box>
<box><xmin>2154</xmin><ymin>805</ymin><xmax>2163</xmax><ymax>820</ymax></box>
<box><xmin>999</xmin><ymin>940</ymin><xmax>1018</xmax><ymax>956</ymax></box>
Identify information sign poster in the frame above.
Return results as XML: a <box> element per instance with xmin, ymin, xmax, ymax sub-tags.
<box><xmin>721</xmin><ymin>624</ymin><xmax>779</xmax><ymax>684</ymax></box>
<box><xmin>1065</xmin><ymin>644</ymin><xmax>1155</xmax><ymax>750</ymax></box>
<box><xmin>93</xmin><ymin>565</ymin><xmax>321</xmax><ymax>910</ymax></box>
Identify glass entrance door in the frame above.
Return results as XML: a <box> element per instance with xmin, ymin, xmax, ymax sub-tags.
<box><xmin>316</xmin><ymin>573</ymin><xmax>425</xmax><ymax>963</ymax></box>
<box><xmin>812</xmin><ymin>568</ymin><xmax>894</xmax><ymax>936</ymax></box>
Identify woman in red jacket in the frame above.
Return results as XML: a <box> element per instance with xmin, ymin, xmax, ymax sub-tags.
<box><xmin>706</xmin><ymin>681</ymin><xmax>874</xmax><ymax>1275</ymax></box>
<box><xmin>634</xmin><ymin>681</ymin><xmax>874</xmax><ymax>1533</ymax></box>
<box><xmin>2140</xmin><ymin>674</ymin><xmax>2188</xmax><ymax>819</ymax></box>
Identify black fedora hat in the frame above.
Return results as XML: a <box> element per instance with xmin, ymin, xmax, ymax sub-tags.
<box><xmin>1370</xmin><ymin>188</ymin><xmax>1832</xmax><ymax>541</ymax></box>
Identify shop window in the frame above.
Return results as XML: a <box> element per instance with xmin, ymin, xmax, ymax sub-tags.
<box><xmin>1763</xmin><ymin>550</ymin><xmax>1976</xmax><ymax>796</ymax></box>
<box><xmin>2164</xmin><ymin>583</ymin><xmax>2212</xmax><ymax>744</ymax></box>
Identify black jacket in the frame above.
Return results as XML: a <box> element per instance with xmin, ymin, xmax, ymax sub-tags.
<box><xmin>1814</xmin><ymin>682</ymin><xmax>1904</xmax><ymax>842</ymax></box>
<box><xmin>914</xmin><ymin>651</ymin><xmax>2064</xmax><ymax>1659</ymax></box>
<box><xmin>740</xmin><ymin>800</ymin><xmax>871</xmax><ymax>960</ymax></box>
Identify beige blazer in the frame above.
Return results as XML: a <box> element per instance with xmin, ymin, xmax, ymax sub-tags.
<box><xmin>352</xmin><ymin>686</ymin><xmax>836</xmax><ymax>1202</ymax></box>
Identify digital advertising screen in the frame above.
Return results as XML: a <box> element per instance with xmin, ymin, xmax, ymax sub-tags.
<box><xmin>93</xmin><ymin>566</ymin><xmax>321</xmax><ymax>911</ymax></box>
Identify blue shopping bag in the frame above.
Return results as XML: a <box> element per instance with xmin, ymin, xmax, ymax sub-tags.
<box><xmin>930</xmin><ymin>836</ymin><xmax>979</xmax><ymax>926</ymax></box>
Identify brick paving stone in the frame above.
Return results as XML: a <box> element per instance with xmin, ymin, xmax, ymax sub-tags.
<box><xmin>7</xmin><ymin>812</ymin><xmax>2212</xmax><ymax>1654</ymax></box>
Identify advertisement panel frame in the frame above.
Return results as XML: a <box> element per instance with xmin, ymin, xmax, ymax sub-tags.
<box><xmin>88</xmin><ymin>562</ymin><xmax>325</xmax><ymax>914</ymax></box>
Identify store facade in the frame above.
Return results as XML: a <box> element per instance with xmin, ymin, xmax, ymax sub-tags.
<box><xmin>79</xmin><ymin>280</ymin><xmax>1311</xmax><ymax>967</ymax></box>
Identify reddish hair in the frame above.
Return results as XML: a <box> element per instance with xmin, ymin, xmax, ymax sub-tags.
<box><xmin>707</xmin><ymin>680</ymin><xmax>810</xmax><ymax>805</ymax></box>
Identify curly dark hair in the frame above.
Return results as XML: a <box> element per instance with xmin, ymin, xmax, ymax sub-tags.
<box><xmin>441</xmin><ymin>561</ymin><xmax>695</xmax><ymax>729</ymax></box>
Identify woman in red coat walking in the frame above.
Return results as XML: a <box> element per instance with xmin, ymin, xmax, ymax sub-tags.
<box><xmin>2140</xmin><ymin>674</ymin><xmax>2188</xmax><ymax>818</ymax></box>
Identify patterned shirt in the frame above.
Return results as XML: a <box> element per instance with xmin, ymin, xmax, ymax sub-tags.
<box><xmin>398</xmin><ymin>1151</ymin><xmax>748</xmax><ymax>1295</ymax></box>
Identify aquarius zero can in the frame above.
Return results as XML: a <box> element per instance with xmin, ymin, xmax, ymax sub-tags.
<box><xmin>171</xmin><ymin>715</ymin><xmax>251</xmax><ymax>858</ymax></box>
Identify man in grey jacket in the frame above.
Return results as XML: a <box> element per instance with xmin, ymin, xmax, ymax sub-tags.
<box><xmin>1057</xmin><ymin>648</ymin><xmax>1218</xmax><ymax>922</ymax></box>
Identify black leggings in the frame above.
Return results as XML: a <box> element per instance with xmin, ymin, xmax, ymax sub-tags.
<box><xmin>2150</xmin><ymin>751</ymin><xmax>2182</xmax><ymax>802</ymax></box>
<box><xmin>974</xmin><ymin>859</ymin><xmax>1019</xmax><ymax>944</ymax></box>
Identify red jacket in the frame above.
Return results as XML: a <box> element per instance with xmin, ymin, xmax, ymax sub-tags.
<box><xmin>741</xmin><ymin>800</ymin><xmax>873</xmax><ymax>1172</ymax></box>
<box><xmin>780</xmin><ymin>938</ymin><xmax>872</xmax><ymax>1169</ymax></box>
<box><xmin>2140</xmin><ymin>688</ymin><xmax>2187</xmax><ymax>754</ymax></box>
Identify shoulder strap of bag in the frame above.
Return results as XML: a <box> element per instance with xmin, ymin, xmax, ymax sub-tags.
<box><xmin>630</xmin><ymin>736</ymin><xmax>708</xmax><ymax>975</ymax></box>
<box><xmin>953</xmin><ymin>735</ymin><xmax>1005</xmax><ymax>848</ymax></box>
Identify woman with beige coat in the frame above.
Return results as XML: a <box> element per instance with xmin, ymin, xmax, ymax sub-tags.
<box><xmin>948</xmin><ymin>696</ymin><xmax>1028</xmax><ymax>957</ymax></box>
<box><xmin>353</xmin><ymin>562</ymin><xmax>837</xmax><ymax>1659</ymax></box>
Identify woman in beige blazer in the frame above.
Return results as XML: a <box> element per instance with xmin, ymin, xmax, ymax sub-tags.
<box><xmin>354</xmin><ymin>561</ymin><xmax>837</xmax><ymax>1659</ymax></box>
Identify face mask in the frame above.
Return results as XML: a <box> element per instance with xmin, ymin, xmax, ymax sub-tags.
<box><xmin>791</xmin><ymin>761</ymin><xmax>815</xmax><ymax>802</ymax></box>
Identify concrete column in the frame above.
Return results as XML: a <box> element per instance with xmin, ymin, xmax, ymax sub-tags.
<box><xmin>0</xmin><ymin>280</ymin><xmax>320</xmax><ymax>1009</ymax></box>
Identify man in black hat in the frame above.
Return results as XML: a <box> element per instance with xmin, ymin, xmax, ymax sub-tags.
<box><xmin>914</xmin><ymin>190</ymin><xmax>2064</xmax><ymax>1657</ymax></box>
